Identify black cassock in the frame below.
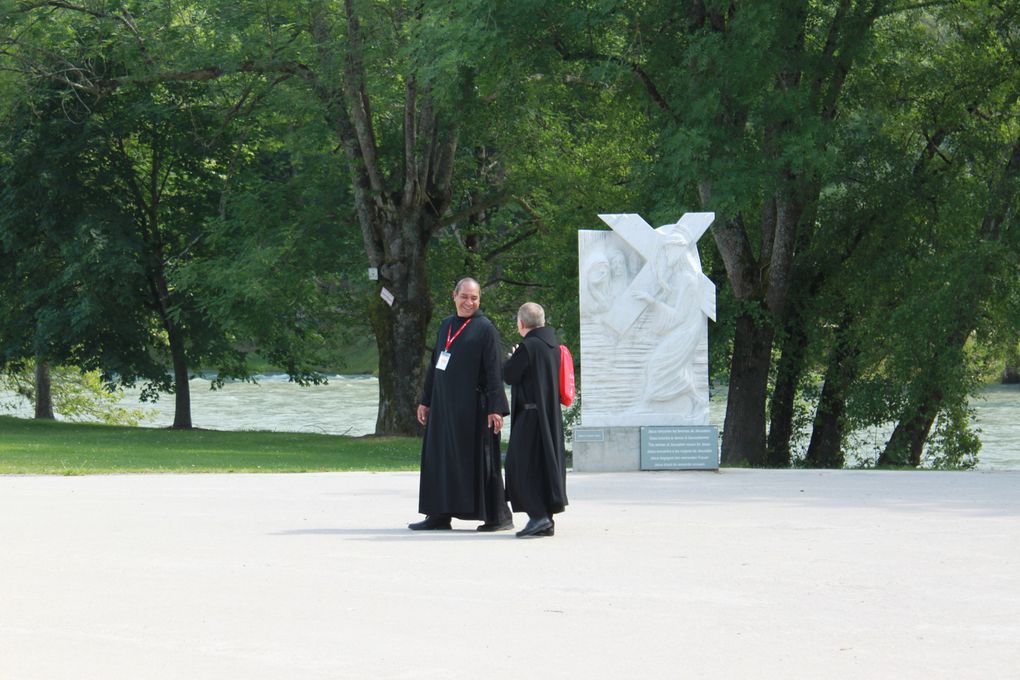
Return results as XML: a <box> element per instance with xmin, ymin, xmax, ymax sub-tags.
<box><xmin>418</xmin><ymin>312</ymin><xmax>511</xmax><ymax>523</ymax></box>
<box><xmin>503</xmin><ymin>325</ymin><xmax>568</xmax><ymax>516</ymax></box>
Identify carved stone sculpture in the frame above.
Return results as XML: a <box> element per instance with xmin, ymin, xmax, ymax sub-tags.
<box><xmin>578</xmin><ymin>213</ymin><xmax>716</xmax><ymax>427</ymax></box>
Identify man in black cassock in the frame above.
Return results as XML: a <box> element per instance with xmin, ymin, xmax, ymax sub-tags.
<box><xmin>503</xmin><ymin>302</ymin><xmax>568</xmax><ymax>538</ymax></box>
<box><xmin>408</xmin><ymin>278</ymin><xmax>514</xmax><ymax>532</ymax></box>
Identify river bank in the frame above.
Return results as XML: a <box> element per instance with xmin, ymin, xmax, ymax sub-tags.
<box><xmin>3</xmin><ymin>376</ymin><xmax>1018</xmax><ymax>470</ymax></box>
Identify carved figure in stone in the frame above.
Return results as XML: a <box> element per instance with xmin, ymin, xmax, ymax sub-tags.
<box><xmin>578</xmin><ymin>212</ymin><xmax>715</xmax><ymax>427</ymax></box>
<box><xmin>632</xmin><ymin>230</ymin><xmax>707</xmax><ymax>415</ymax></box>
<box><xmin>606</xmin><ymin>244</ymin><xmax>632</xmax><ymax>302</ymax></box>
<box><xmin>581</xmin><ymin>246</ymin><xmax>613</xmax><ymax>315</ymax></box>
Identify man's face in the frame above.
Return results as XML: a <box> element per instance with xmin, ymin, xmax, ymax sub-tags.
<box><xmin>453</xmin><ymin>281</ymin><xmax>481</xmax><ymax>317</ymax></box>
<box><xmin>610</xmin><ymin>253</ymin><xmax>625</xmax><ymax>277</ymax></box>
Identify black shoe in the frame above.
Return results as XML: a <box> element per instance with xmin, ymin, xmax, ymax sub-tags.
<box><xmin>537</xmin><ymin>518</ymin><xmax>555</xmax><ymax>536</ymax></box>
<box><xmin>516</xmin><ymin>516</ymin><xmax>553</xmax><ymax>538</ymax></box>
<box><xmin>408</xmin><ymin>515</ymin><xmax>452</xmax><ymax>531</ymax></box>
<box><xmin>477</xmin><ymin>518</ymin><xmax>514</xmax><ymax>532</ymax></box>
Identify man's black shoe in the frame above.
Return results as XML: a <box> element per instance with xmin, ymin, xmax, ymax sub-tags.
<box><xmin>476</xmin><ymin>519</ymin><xmax>514</xmax><ymax>532</ymax></box>
<box><xmin>408</xmin><ymin>515</ymin><xmax>452</xmax><ymax>531</ymax></box>
<box><xmin>515</xmin><ymin>516</ymin><xmax>553</xmax><ymax>538</ymax></box>
<box><xmin>536</xmin><ymin>518</ymin><xmax>555</xmax><ymax>536</ymax></box>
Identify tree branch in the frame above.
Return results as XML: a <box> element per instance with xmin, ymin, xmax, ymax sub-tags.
<box><xmin>439</xmin><ymin>190</ymin><xmax>510</xmax><ymax>228</ymax></box>
<box><xmin>555</xmin><ymin>44</ymin><xmax>672</xmax><ymax>115</ymax></box>
<box><xmin>341</xmin><ymin>0</ymin><xmax>387</xmax><ymax>197</ymax></box>
<box><xmin>877</xmin><ymin>1</ymin><xmax>958</xmax><ymax>18</ymax></box>
<box><xmin>403</xmin><ymin>74</ymin><xmax>420</xmax><ymax>206</ymax></box>
<box><xmin>13</xmin><ymin>0</ymin><xmax>110</xmax><ymax>20</ymax></box>
<box><xmin>483</xmin><ymin>227</ymin><xmax>539</xmax><ymax>262</ymax></box>
<box><xmin>484</xmin><ymin>276</ymin><xmax>550</xmax><ymax>288</ymax></box>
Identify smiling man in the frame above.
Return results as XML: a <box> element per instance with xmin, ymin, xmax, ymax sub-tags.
<box><xmin>409</xmin><ymin>278</ymin><xmax>513</xmax><ymax>532</ymax></box>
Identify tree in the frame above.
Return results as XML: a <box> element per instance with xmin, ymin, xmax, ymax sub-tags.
<box><xmin>820</xmin><ymin>1</ymin><xmax>1020</xmax><ymax>468</ymax></box>
<box><xmin>1</xmin><ymin>6</ymin><xmax>337</xmax><ymax>427</ymax></box>
<box><xmin>1</xmin><ymin>79</ymin><xmax>239</xmax><ymax>427</ymax></box>
<box><xmin>475</xmin><ymin>0</ymin><xmax>1020</xmax><ymax>468</ymax></box>
<box><xmin>285</xmin><ymin>0</ymin><xmax>640</xmax><ymax>433</ymax></box>
<box><xmin>473</xmin><ymin>0</ymin><xmax>898</xmax><ymax>464</ymax></box>
<box><xmin>6</xmin><ymin>0</ymin><xmax>620</xmax><ymax>435</ymax></box>
<box><xmin>2</xmin><ymin>2</ymin><xmax>363</xmax><ymax>428</ymax></box>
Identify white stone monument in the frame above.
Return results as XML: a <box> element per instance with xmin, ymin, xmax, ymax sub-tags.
<box><xmin>573</xmin><ymin>212</ymin><xmax>717</xmax><ymax>471</ymax></box>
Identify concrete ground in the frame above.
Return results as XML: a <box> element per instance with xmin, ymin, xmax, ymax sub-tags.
<box><xmin>1</xmin><ymin>469</ymin><xmax>1018</xmax><ymax>680</ymax></box>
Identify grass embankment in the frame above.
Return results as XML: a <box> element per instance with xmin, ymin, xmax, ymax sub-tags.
<box><xmin>0</xmin><ymin>416</ymin><xmax>420</xmax><ymax>475</ymax></box>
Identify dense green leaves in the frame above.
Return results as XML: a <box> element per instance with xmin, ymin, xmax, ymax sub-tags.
<box><xmin>2</xmin><ymin>0</ymin><xmax>1018</xmax><ymax>464</ymax></box>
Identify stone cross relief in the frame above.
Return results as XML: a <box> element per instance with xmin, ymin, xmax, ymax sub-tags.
<box><xmin>578</xmin><ymin>213</ymin><xmax>716</xmax><ymax>427</ymax></box>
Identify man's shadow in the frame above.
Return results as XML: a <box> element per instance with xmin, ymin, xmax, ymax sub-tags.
<box><xmin>272</xmin><ymin>527</ymin><xmax>513</xmax><ymax>541</ymax></box>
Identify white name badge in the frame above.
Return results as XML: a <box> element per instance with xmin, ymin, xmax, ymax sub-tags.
<box><xmin>436</xmin><ymin>351</ymin><xmax>451</xmax><ymax>371</ymax></box>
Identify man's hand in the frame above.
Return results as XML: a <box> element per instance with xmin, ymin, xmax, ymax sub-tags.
<box><xmin>417</xmin><ymin>404</ymin><xmax>429</xmax><ymax>426</ymax></box>
<box><xmin>488</xmin><ymin>412</ymin><xmax>503</xmax><ymax>434</ymax></box>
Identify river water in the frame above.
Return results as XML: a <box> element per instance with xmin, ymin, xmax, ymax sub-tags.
<box><xmin>3</xmin><ymin>376</ymin><xmax>1018</xmax><ymax>470</ymax></box>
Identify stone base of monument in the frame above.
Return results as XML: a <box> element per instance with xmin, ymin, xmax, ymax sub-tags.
<box><xmin>572</xmin><ymin>426</ymin><xmax>641</xmax><ymax>472</ymax></box>
<box><xmin>572</xmin><ymin>425</ymin><xmax>720</xmax><ymax>472</ymax></box>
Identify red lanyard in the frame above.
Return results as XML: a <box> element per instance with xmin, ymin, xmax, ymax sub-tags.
<box><xmin>445</xmin><ymin>318</ymin><xmax>472</xmax><ymax>351</ymax></box>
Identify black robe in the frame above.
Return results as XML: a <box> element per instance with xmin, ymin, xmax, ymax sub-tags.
<box><xmin>418</xmin><ymin>312</ymin><xmax>511</xmax><ymax>523</ymax></box>
<box><xmin>503</xmin><ymin>325</ymin><xmax>568</xmax><ymax>516</ymax></box>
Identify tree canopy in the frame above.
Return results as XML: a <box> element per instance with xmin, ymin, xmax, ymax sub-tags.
<box><xmin>2</xmin><ymin>0</ymin><xmax>1017</xmax><ymax>467</ymax></box>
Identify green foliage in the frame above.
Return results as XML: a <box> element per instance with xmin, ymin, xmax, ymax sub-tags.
<box><xmin>3</xmin><ymin>0</ymin><xmax>1020</xmax><ymax>464</ymax></box>
<box><xmin>1</xmin><ymin>1</ymin><xmax>369</xmax><ymax>415</ymax></box>
<box><xmin>798</xmin><ymin>1</ymin><xmax>1020</xmax><ymax>468</ymax></box>
<box><xmin>174</xmin><ymin>81</ymin><xmax>366</xmax><ymax>380</ymax></box>
<box><xmin>0</xmin><ymin>366</ymin><xmax>150</xmax><ymax>426</ymax></box>
<box><xmin>423</xmin><ymin>0</ymin><xmax>660</xmax><ymax>354</ymax></box>
<box><xmin>924</xmin><ymin>403</ymin><xmax>981</xmax><ymax>470</ymax></box>
<box><xmin>0</xmin><ymin>77</ymin><xmax>237</xmax><ymax>387</ymax></box>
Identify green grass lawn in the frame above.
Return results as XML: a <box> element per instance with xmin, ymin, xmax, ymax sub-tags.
<box><xmin>0</xmin><ymin>415</ymin><xmax>421</xmax><ymax>474</ymax></box>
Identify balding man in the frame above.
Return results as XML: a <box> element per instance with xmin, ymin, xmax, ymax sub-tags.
<box><xmin>503</xmin><ymin>302</ymin><xmax>568</xmax><ymax>538</ymax></box>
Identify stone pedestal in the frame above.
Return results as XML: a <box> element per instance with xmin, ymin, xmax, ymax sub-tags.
<box><xmin>572</xmin><ymin>426</ymin><xmax>641</xmax><ymax>472</ymax></box>
<box><xmin>572</xmin><ymin>425</ymin><xmax>721</xmax><ymax>472</ymax></box>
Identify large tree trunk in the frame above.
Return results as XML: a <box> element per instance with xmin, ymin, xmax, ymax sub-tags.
<box><xmin>764</xmin><ymin>333</ymin><xmax>801</xmax><ymax>468</ymax></box>
<box><xmin>805</xmin><ymin>380</ymin><xmax>849</xmax><ymax>468</ymax></box>
<box><xmin>166</xmin><ymin>322</ymin><xmax>192</xmax><ymax>430</ymax></box>
<box><xmin>879</xmin><ymin>388</ymin><xmax>942</xmax><ymax>467</ymax></box>
<box><xmin>371</xmin><ymin>232</ymin><xmax>433</xmax><ymax>435</ymax></box>
<box><xmin>721</xmin><ymin>312</ymin><xmax>773</xmax><ymax>466</ymax></box>
<box><xmin>766</xmin><ymin>307</ymin><xmax>810</xmax><ymax>467</ymax></box>
<box><xmin>707</xmin><ymin>200</ymin><xmax>777</xmax><ymax>467</ymax></box>
<box><xmin>149</xmin><ymin>263</ymin><xmax>193</xmax><ymax>430</ymax></box>
<box><xmin>765</xmin><ymin>213</ymin><xmax>841</xmax><ymax>468</ymax></box>
<box><xmin>804</xmin><ymin>320</ymin><xmax>860</xmax><ymax>468</ymax></box>
<box><xmin>33</xmin><ymin>360</ymin><xmax>55</xmax><ymax>420</ymax></box>
<box><xmin>711</xmin><ymin>195</ymin><xmax>804</xmax><ymax>467</ymax></box>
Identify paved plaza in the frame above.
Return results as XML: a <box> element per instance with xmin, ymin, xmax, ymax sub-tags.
<box><xmin>2</xmin><ymin>469</ymin><xmax>1018</xmax><ymax>679</ymax></box>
